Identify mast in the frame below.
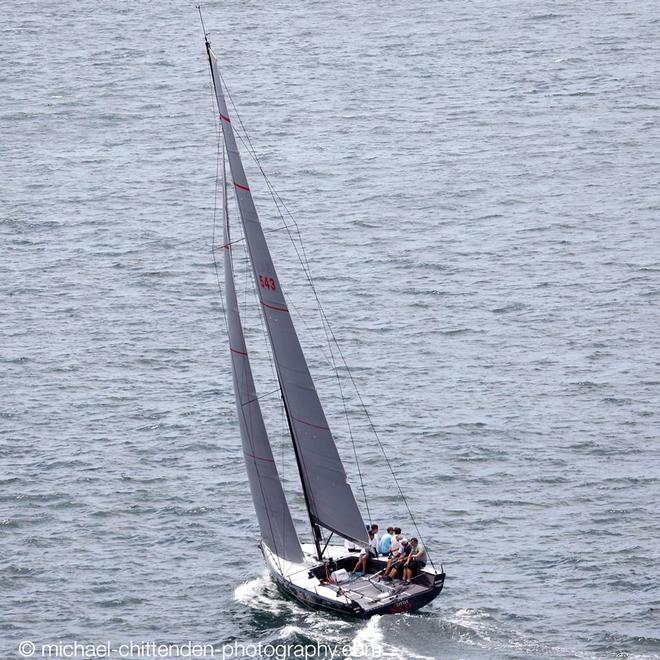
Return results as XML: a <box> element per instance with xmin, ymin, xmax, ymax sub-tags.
<box><xmin>282</xmin><ymin>394</ymin><xmax>323</xmax><ymax>560</ymax></box>
<box><xmin>205</xmin><ymin>41</ymin><xmax>369</xmax><ymax>551</ymax></box>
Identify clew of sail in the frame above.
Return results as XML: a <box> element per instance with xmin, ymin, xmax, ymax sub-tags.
<box><xmin>222</xmin><ymin>143</ymin><xmax>304</xmax><ymax>564</ymax></box>
<box><xmin>208</xmin><ymin>47</ymin><xmax>369</xmax><ymax>549</ymax></box>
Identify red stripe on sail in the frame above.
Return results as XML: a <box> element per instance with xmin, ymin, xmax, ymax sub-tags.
<box><xmin>261</xmin><ymin>300</ymin><xmax>289</xmax><ymax>313</ymax></box>
<box><xmin>291</xmin><ymin>415</ymin><xmax>330</xmax><ymax>432</ymax></box>
<box><xmin>234</xmin><ymin>182</ymin><xmax>250</xmax><ymax>192</ymax></box>
<box><xmin>230</xmin><ymin>347</ymin><xmax>248</xmax><ymax>356</ymax></box>
<box><xmin>244</xmin><ymin>450</ymin><xmax>275</xmax><ymax>463</ymax></box>
<box><xmin>219</xmin><ymin>112</ymin><xmax>231</xmax><ymax>123</ymax></box>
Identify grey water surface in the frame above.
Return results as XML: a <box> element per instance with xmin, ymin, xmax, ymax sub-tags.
<box><xmin>2</xmin><ymin>1</ymin><xmax>659</xmax><ymax>658</ymax></box>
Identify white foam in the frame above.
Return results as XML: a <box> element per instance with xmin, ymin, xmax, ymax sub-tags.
<box><xmin>348</xmin><ymin>616</ymin><xmax>435</xmax><ymax>660</ymax></box>
<box><xmin>233</xmin><ymin>572</ymin><xmax>290</xmax><ymax>614</ymax></box>
<box><xmin>350</xmin><ymin>616</ymin><xmax>385</xmax><ymax>656</ymax></box>
<box><xmin>280</xmin><ymin>624</ymin><xmax>306</xmax><ymax>638</ymax></box>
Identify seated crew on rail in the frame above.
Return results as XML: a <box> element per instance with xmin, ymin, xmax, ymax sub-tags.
<box><xmin>381</xmin><ymin>538</ymin><xmax>411</xmax><ymax>582</ymax></box>
<box><xmin>387</xmin><ymin>528</ymin><xmax>403</xmax><ymax>556</ymax></box>
<box><xmin>351</xmin><ymin>528</ymin><xmax>378</xmax><ymax>575</ymax></box>
<box><xmin>378</xmin><ymin>526</ymin><xmax>395</xmax><ymax>556</ymax></box>
<box><xmin>344</xmin><ymin>522</ymin><xmax>380</xmax><ymax>554</ymax></box>
<box><xmin>381</xmin><ymin>530</ymin><xmax>403</xmax><ymax>570</ymax></box>
<box><xmin>402</xmin><ymin>537</ymin><xmax>426</xmax><ymax>584</ymax></box>
<box><xmin>370</xmin><ymin>523</ymin><xmax>380</xmax><ymax>549</ymax></box>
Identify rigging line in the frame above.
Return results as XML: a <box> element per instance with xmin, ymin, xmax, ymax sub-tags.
<box><xmin>241</xmin><ymin>173</ymin><xmax>371</xmax><ymax>526</ymax></box>
<box><xmin>219</xmin><ymin>145</ymin><xmax>281</xmax><ymax>394</ymax></box>
<box><xmin>220</xmin><ymin>72</ymin><xmax>374</xmax><ymax>524</ymax></box>
<box><xmin>212</xmin><ymin>220</ymin><xmax>305</xmax><ymax>252</ymax></box>
<box><xmin>308</xmin><ymin>284</ymin><xmax>436</xmax><ymax>566</ymax></box>
<box><xmin>211</xmin><ymin>85</ymin><xmax>285</xmax><ymax>571</ymax></box>
<box><xmin>235</xmin><ymin>204</ymin><xmax>281</xmax><ymax>397</ymax></box>
<box><xmin>339</xmin><ymin>366</ymin><xmax>371</xmax><ymax>523</ymax></box>
<box><xmin>239</xmin><ymin>385</ymin><xmax>290</xmax><ymax>408</ymax></box>
<box><xmin>321</xmin><ymin>532</ymin><xmax>335</xmax><ymax>556</ymax></box>
<box><xmin>218</xmin><ymin>73</ymin><xmax>339</xmax><ymax>374</ymax></box>
<box><xmin>277</xmin><ymin>223</ymin><xmax>371</xmax><ymax>519</ymax></box>
<box><xmin>220</xmin><ymin>76</ymin><xmax>435</xmax><ymax>563</ymax></box>
<box><xmin>210</xmin><ymin>65</ymin><xmax>290</xmax><ymax>573</ymax></box>
<box><xmin>280</xmin><ymin>395</ymin><xmax>291</xmax><ymax>576</ymax></box>
<box><xmin>280</xmin><ymin>399</ymin><xmax>285</xmax><ymax>488</ymax></box>
<box><xmin>325</xmin><ymin>337</ymin><xmax>437</xmax><ymax>570</ymax></box>
<box><xmin>240</xmin><ymin>373</ymin><xmax>346</xmax><ymax>407</ymax></box>
<box><xmin>250</xmin><ymin>169</ymin><xmax>373</xmax><ymax>520</ymax></box>
<box><xmin>223</xmin><ymin>117</ymin><xmax>296</xmax><ymax>568</ymax></box>
<box><xmin>208</xmin><ymin>76</ymin><xmax>228</xmax><ymax>331</ymax></box>
<box><xmin>206</xmin><ymin>37</ymin><xmax>305</xmax><ymax>571</ymax></box>
<box><xmin>233</xmin><ymin>192</ymin><xmax>280</xmax><ymax>399</ymax></box>
<box><xmin>224</xmin><ymin>136</ymin><xmax>289</xmax><ymax>576</ymax></box>
<box><xmin>219</xmin><ymin>85</ymin><xmax>325</xmax><ymax>553</ymax></box>
<box><xmin>249</xmin><ymin>199</ymin><xmax>372</xmax><ymax>524</ymax></box>
<box><xmin>219</xmin><ymin>82</ymin><xmax>314</xmax><ymax>288</ymax></box>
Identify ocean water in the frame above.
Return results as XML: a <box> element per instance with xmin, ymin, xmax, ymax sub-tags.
<box><xmin>1</xmin><ymin>1</ymin><xmax>659</xmax><ymax>658</ymax></box>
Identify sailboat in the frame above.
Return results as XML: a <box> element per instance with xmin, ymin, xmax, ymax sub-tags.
<box><xmin>203</xmin><ymin>27</ymin><xmax>445</xmax><ymax>617</ymax></box>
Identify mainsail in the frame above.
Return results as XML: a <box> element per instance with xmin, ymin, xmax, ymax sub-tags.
<box><xmin>207</xmin><ymin>45</ymin><xmax>369</xmax><ymax>549</ymax></box>
<box><xmin>222</xmin><ymin>146</ymin><xmax>304</xmax><ymax>564</ymax></box>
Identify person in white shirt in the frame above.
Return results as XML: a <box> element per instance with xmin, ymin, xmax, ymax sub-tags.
<box><xmin>351</xmin><ymin>529</ymin><xmax>377</xmax><ymax>575</ymax></box>
<box><xmin>369</xmin><ymin>524</ymin><xmax>380</xmax><ymax>552</ymax></box>
<box><xmin>388</xmin><ymin>528</ymin><xmax>403</xmax><ymax>556</ymax></box>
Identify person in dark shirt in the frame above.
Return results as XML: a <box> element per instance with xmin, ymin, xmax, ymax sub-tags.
<box><xmin>402</xmin><ymin>537</ymin><xmax>426</xmax><ymax>583</ymax></box>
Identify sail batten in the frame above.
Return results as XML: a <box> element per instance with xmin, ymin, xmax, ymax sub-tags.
<box><xmin>208</xmin><ymin>47</ymin><xmax>369</xmax><ymax>549</ymax></box>
<box><xmin>221</xmin><ymin>139</ymin><xmax>303</xmax><ymax>565</ymax></box>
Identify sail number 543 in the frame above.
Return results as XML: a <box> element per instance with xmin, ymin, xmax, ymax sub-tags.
<box><xmin>259</xmin><ymin>275</ymin><xmax>277</xmax><ymax>291</ymax></box>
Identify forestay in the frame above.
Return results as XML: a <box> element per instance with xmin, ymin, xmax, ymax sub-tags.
<box><xmin>208</xmin><ymin>47</ymin><xmax>369</xmax><ymax>548</ymax></box>
<box><xmin>222</xmin><ymin>145</ymin><xmax>304</xmax><ymax>564</ymax></box>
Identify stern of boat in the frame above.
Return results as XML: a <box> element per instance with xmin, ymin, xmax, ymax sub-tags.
<box><xmin>261</xmin><ymin>543</ymin><xmax>444</xmax><ymax>617</ymax></box>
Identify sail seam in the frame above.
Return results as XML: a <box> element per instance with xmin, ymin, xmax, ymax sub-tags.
<box><xmin>261</xmin><ymin>300</ymin><xmax>289</xmax><ymax>313</ymax></box>
<box><xmin>243</xmin><ymin>450</ymin><xmax>275</xmax><ymax>464</ymax></box>
<box><xmin>291</xmin><ymin>415</ymin><xmax>330</xmax><ymax>432</ymax></box>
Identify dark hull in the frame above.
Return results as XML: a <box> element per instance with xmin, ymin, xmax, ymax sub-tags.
<box><xmin>268</xmin><ymin>564</ymin><xmax>445</xmax><ymax>618</ymax></box>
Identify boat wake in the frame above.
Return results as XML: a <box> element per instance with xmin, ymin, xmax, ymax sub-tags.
<box><xmin>233</xmin><ymin>578</ymin><xmax>536</xmax><ymax>659</ymax></box>
<box><xmin>349</xmin><ymin>616</ymin><xmax>436</xmax><ymax>660</ymax></box>
<box><xmin>233</xmin><ymin>572</ymin><xmax>289</xmax><ymax>615</ymax></box>
<box><xmin>439</xmin><ymin>607</ymin><xmax>584</xmax><ymax>658</ymax></box>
